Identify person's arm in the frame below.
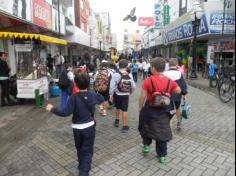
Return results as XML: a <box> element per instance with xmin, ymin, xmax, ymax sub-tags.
<box><xmin>139</xmin><ymin>89</ymin><xmax>147</xmax><ymax>111</ymax></box>
<box><xmin>95</xmin><ymin>93</ymin><xmax>105</xmax><ymax>105</ymax></box>
<box><xmin>46</xmin><ymin>97</ymin><xmax>74</xmax><ymax>117</ymax></box>
<box><xmin>109</xmin><ymin>73</ymin><xmax>120</xmax><ymax>96</ymax></box>
<box><xmin>179</xmin><ymin>76</ymin><xmax>188</xmax><ymax>95</ymax></box>
<box><xmin>129</xmin><ymin>73</ymin><xmax>136</xmax><ymax>93</ymax></box>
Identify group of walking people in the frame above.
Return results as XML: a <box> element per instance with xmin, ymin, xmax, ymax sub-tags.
<box><xmin>46</xmin><ymin>57</ymin><xmax>188</xmax><ymax>176</ymax></box>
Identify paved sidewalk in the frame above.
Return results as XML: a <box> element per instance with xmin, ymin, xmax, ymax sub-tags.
<box><xmin>0</xmin><ymin>83</ymin><xmax>235</xmax><ymax>176</ymax></box>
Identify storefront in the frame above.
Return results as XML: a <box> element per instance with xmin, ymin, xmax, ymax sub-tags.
<box><xmin>0</xmin><ymin>32</ymin><xmax>67</xmax><ymax>99</ymax></box>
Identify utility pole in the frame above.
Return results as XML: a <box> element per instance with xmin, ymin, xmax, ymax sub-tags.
<box><xmin>220</xmin><ymin>0</ymin><xmax>226</xmax><ymax>70</ymax></box>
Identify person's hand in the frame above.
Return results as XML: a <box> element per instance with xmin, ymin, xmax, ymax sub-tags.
<box><xmin>183</xmin><ymin>96</ymin><xmax>187</xmax><ymax>102</ymax></box>
<box><xmin>109</xmin><ymin>96</ymin><xmax>114</xmax><ymax>103</ymax></box>
<box><xmin>46</xmin><ymin>104</ymin><xmax>54</xmax><ymax>112</ymax></box>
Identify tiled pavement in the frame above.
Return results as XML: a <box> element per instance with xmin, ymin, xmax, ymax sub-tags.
<box><xmin>0</xmin><ymin>83</ymin><xmax>235</xmax><ymax>176</ymax></box>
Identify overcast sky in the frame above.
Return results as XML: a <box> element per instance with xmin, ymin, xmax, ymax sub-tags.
<box><xmin>89</xmin><ymin>0</ymin><xmax>157</xmax><ymax>50</ymax></box>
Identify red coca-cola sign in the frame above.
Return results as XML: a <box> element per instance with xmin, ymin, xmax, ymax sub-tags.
<box><xmin>138</xmin><ymin>17</ymin><xmax>154</xmax><ymax>26</ymax></box>
<box><xmin>32</xmin><ymin>0</ymin><xmax>52</xmax><ymax>29</ymax></box>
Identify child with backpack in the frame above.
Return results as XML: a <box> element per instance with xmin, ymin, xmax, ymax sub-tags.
<box><xmin>139</xmin><ymin>58</ymin><xmax>181</xmax><ymax>164</ymax></box>
<box><xmin>58</xmin><ymin>63</ymin><xmax>74</xmax><ymax>109</ymax></box>
<box><xmin>94</xmin><ymin>62</ymin><xmax>111</xmax><ymax>116</ymax></box>
<box><xmin>46</xmin><ymin>71</ymin><xmax>104</xmax><ymax>176</ymax></box>
<box><xmin>109</xmin><ymin>59</ymin><xmax>136</xmax><ymax>132</ymax></box>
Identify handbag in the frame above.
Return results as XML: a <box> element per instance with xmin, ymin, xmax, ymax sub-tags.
<box><xmin>149</xmin><ymin>77</ymin><xmax>171</xmax><ymax>108</ymax></box>
<box><xmin>181</xmin><ymin>101</ymin><xmax>191</xmax><ymax>119</ymax></box>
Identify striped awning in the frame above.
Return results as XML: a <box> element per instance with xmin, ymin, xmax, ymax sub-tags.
<box><xmin>0</xmin><ymin>32</ymin><xmax>67</xmax><ymax>45</ymax></box>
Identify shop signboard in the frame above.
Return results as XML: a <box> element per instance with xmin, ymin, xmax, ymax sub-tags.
<box><xmin>138</xmin><ymin>17</ymin><xmax>154</xmax><ymax>27</ymax></box>
<box><xmin>162</xmin><ymin>15</ymin><xmax>209</xmax><ymax>44</ymax></box>
<box><xmin>210</xmin><ymin>13</ymin><xmax>235</xmax><ymax>34</ymax></box>
<box><xmin>15</xmin><ymin>44</ymin><xmax>32</xmax><ymax>52</ymax></box>
<box><xmin>154</xmin><ymin>3</ymin><xmax>161</xmax><ymax>29</ymax></box>
<box><xmin>17</xmin><ymin>77</ymin><xmax>48</xmax><ymax>99</ymax></box>
<box><xmin>163</xmin><ymin>4</ymin><xmax>170</xmax><ymax>26</ymax></box>
<box><xmin>32</xmin><ymin>0</ymin><xmax>52</xmax><ymax>30</ymax></box>
<box><xmin>0</xmin><ymin>0</ymin><xmax>31</xmax><ymax>21</ymax></box>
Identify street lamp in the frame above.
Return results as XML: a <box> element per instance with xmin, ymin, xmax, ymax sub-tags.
<box><xmin>190</xmin><ymin>0</ymin><xmax>204</xmax><ymax>79</ymax></box>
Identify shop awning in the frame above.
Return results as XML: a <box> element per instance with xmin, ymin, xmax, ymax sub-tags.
<box><xmin>0</xmin><ymin>32</ymin><xmax>67</xmax><ymax>45</ymax></box>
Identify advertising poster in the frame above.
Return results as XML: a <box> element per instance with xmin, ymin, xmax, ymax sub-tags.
<box><xmin>0</xmin><ymin>0</ymin><xmax>31</xmax><ymax>21</ymax></box>
<box><xmin>32</xmin><ymin>0</ymin><xmax>52</xmax><ymax>29</ymax></box>
<box><xmin>138</xmin><ymin>17</ymin><xmax>154</xmax><ymax>27</ymax></box>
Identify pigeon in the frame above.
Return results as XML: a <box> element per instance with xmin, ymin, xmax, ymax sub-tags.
<box><xmin>123</xmin><ymin>7</ymin><xmax>137</xmax><ymax>22</ymax></box>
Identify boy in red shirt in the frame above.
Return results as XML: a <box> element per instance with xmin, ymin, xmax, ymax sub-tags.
<box><xmin>139</xmin><ymin>58</ymin><xmax>181</xmax><ymax>164</ymax></box>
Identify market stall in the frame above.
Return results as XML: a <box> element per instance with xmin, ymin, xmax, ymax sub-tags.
<box><xmin>0</xmin><ymin>32</ymin><xmax>67</xmax><ymax>100</ymax></box>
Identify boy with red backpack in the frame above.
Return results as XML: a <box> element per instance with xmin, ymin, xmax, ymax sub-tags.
<box><xmin>109</xmin><ymin>59</ymin><xmax>136</xmax><ymax>132</ymax></box>
<box><xmin>139</xmin><ymin>58</ymin><xmax>181</xmax><ymax>164</ymax></box>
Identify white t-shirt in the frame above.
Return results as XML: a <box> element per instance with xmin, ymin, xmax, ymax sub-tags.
<box><xmin>67</xmin><ymin>71</ymin><xmax>74</xmax><ymax>81</ymax></box>
<box><xmin>143</xmin><ymin>62</ymin><xmax>150</xmax><ymax>72</ymax></box>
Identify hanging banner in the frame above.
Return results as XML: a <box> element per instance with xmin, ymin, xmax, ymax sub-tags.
<box><xmin>32</xmin><ymin>0</ymin><xmax>52</xmax><ymax>29</ymax></box>
<box><xmin>154</xmin><ymin>3</ymin><xmax>161</xmax><ymax>29</ymax></box>
<box><xmin>138</xmin><ymin>17</ymin><xmax>154</xmax><ymax>27</ymax></box>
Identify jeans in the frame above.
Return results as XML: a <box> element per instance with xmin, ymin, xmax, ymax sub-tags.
<box><xmin>56</xmin><ymin>65</ymin><xmax>63</xmax><ymax>78</ymax></box>
<box><xmin>143</xmin><ymin>138</ymin><xmax>167</xmax><ymax>157</ymax></box>
<box><xmin>73</xmin><ymin>125</ymin><xmax>96</xmax><ymax>176</ymax></box>
<box><xmin>132</xmin><ymin>72</ymin><xmax>138</xmax><ymax>83</ymax></box>
<box><xmin>60</xmin><ymin>89</ymin><xmax>69</xmax><ymax>109</ymax></box>
<box><xmin>0</xmin><ymin>79</ymin><xmax>11</xmax><ymax>105</ymax></box>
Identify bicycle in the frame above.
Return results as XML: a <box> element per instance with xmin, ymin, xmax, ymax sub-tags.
<box><xmin>218</xmin><ymin>73</ymin><xmax>235</xmax><ymax>103</ymax></box>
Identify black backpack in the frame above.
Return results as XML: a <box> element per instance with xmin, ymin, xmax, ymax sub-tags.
<box><xmin>118</xmin><ymin>72</ymin><xmax>132</xmax><ymax>93</ymax></box>
<box><xmin>58</xmin><ymin>71</ymin><xmax>70</xmax><ymax>90</ymax></box>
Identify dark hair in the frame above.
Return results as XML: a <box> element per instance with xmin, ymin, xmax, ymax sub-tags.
<box><xmin>0</xmin><ymin>52</ymin><xmax>7</xmax><ymax>57</ymax></box>
<box><xmin>151</xmin><ymin>58</ymin><xmax>166</xmax><ymax>72</ymax></box>
<box><xmin>74</xmin><ymin>71</ymin><xmax>90</xmax><ymax>90</ymax></box>
<box><xmin>107</xmin><ymin>61</ymin><xmax>117</xmax><ymax>70</ymax></box>
<box><xmin>88</xmin><ymin>64</ymin><xmax>95</xmax><ymax>71</ymax></box>
<box><xmin>64</xmin><ymin>63</ymin><xmax>73</xmax><ymax>69</ymax></box>
<box><xmin>100</xmin><ymin>62</ymin><xmax>108</xmax><ymax>68</ymax></box>
<box><xmin>169</xmin><ymin>58</ymin><xmax>178</xmax><ymax>67</ymax></box>
<box><xmin>119</xmin><ymin>59</ymin><xmax>128</xmax><ymax>69</ymax></box>
<box><xmin>133</xmin><ymin>60</ymin><xmax>137</xmax><ymax>63</ymax></box>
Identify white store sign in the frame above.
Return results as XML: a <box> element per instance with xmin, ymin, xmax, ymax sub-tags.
<box><xmin>17</xmin><ymin>77</ymin><xmax>48</xmax><ymax>99</ymax></box>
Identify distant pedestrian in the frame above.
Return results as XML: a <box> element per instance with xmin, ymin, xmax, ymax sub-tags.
<box><xmin>58</xmin><ymin>63</ymin><xmax>74</xmax><ymax>109</ymax></box>
<box><xmin>46</xmin><ymin>71</ymin><xmax>105</xmax><ymax>176</ymax></box>
<box><xmin>209</xmin><ymin>61</ymin><xmax>217</xmax><ymax>88</ymax></box>
<box><xmin>47</xmin><ymin>54</ymin><xmax>54</xmax><ymax>74</ymax></box>
<box><xmin>109</xmin><ymin>59</ymin><xmax>136</xmax><ymax>132</ymax></box>
<box><xmin>164</xmin><ymin>58</ymin><xmax>188</xmax><ymax>130</ymax></box>
<box><xmin>139</xmin><ymin>58</ymin><xmax>181</xmax><ymax>164</ymax></box>
<box><xmin>130</xmin><ymin>60</ymin><xmax>139</xmax><ymax>83</ymax></box>
<box><xmin>55</xmin><ymin>53</ymin><xmax>65</xmax><ymax>78</ymax></box>
<box><xmin>0</xmin><ymin>52</ymin><xmax>12</xmax><ymax>107</ymax></box>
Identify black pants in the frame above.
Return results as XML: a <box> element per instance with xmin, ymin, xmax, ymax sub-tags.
<box><xmin>143</xmin><ymin>71</ymin><xmax>148</xmax><ymax>80</ymax></box>
<box><xmin>73</xmin><ymin>125</ymin><xmax>96</xmax><ymax>176</ymax></box>
<box><xmin>132</xmin><ymin>72</ymin><xmax>138</xmax><ymax>83</ymax></box>
<box><xmin>0</xmin><ymin>79</ymin><xmax>11</xmax><ymax>105</ymax></box>
<box><xmin>143</xmin><ymin>138</ymin><xmax>167</xmax><ymax>157</ymax></box>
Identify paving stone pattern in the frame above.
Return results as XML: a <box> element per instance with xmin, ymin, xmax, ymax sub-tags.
<box><xmin>0</xmin><ymin>85</ymin><xmax>235</xmax><ymax>176</ymax></box>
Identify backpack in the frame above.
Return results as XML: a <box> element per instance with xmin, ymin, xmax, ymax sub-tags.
<box><xmin>149</xmin><ymin>77</ymin><xmax>171</xmax><ymax>108</ymax></box>
<box><xmin>58</xmin><ymin>71</ymin><xmax>70</xmax><ymax>90</ymax></box>
<box><xmin>94</xmin><ymin>69</ymin><xmax>110</xmax><ymax>93</ymax></box>
<box><xmin>118</xmin><ymin>72</ymin><xmax>132</xmax><ymax>93</ymax></box>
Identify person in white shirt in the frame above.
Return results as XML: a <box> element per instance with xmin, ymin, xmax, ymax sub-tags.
<box><xmin>142</xmin><ymin>60</ymin><xmax>148</xmax><ymax>80</ymax></box>
<box><xmin>55</xmin><ymin>53</ymin><xmax>65</xmax><ymax>78</ymax></box>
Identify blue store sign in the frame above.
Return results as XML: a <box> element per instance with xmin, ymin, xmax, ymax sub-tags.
<box><xmin>163</xmin><ymin>15</ymin><xmax>209</xmax><ymax>44</ymax></box>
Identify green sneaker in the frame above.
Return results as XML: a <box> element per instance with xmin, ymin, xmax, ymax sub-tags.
<box><xmin>143</xmin><ymin>146</ymin><xmax>151</xmax><ymax>153</ymax></box>
<box><xmin>159</xmin><ymin>156</ymin><xmax>166</xmax><ymax>164</ymax></box>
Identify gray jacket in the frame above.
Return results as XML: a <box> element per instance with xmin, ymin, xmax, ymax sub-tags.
<box><xmin>109</xmin><ymin>69</ymin><xmax>136</xmax><ymax>96</ymax></box>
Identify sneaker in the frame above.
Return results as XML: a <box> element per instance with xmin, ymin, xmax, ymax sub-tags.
<box><xmin>101</xmin><ymin>110</ymin><xmax>107</xmax><ymax>116</ymax></box>
<box><xmin>143</xmin><ymin>145</ymin><xmax>151</xmax><ymax>153</ymax></box>
<box><xmin>159</xmin><ymin>156</ymin><xmax>166</xmax><ymax>164</ymax></box>
<box><xmin>114</xmin><ymin>120</ymin><xmax>119</xmax><ymax>128</ymax></box>
<box><xmin>122</xmin><ymin>126</ymin><xmax>130</xmax><ymax>132</ymax></box>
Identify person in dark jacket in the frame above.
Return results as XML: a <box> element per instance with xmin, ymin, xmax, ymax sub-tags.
<box><xmin>46</xmin><ymin>71</ymin><xmax>104</xmax><ymax>176</ymax></box>
<box><xmin>0</xmin><ymin>52</ymin><xmax>12</xmax><ymax>107</ymax></box>
<box><xmin>139</xmin><ymin>58</ymin><xmax>181</xmax><ymax>164</ymax></box>
<box><xmin>164</xmin><ymin>58</ymin><xmax>188</xmax><ymax>130</ymax></box>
